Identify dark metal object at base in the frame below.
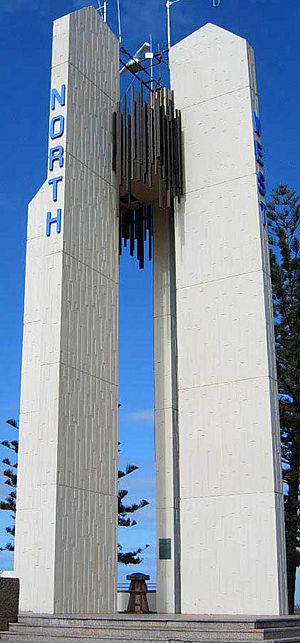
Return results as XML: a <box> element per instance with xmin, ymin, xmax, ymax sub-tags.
<box><xmin>0</xmin><ymin>578</ymin><xmax>19</xmax><ymax>631</ymax></box>
<box><xmin>126</xmin><ymin>573</ymin><xmax>150</xmax><ymax>614</ymax></box>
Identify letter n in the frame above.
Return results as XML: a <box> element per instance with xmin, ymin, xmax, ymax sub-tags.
<box><xmin>51</xmin><ymin>84</ymin><xmax>66</xmax><ymax>111</ymax></box>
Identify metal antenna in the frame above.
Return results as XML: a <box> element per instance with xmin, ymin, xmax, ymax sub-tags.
<box><xmin>166</xmin><ymin>0</ymin><xmax>221</xmax><ymax>51</ymax></box>
<box><xmin>149</xmin><ymin>34</ymin><xmax>154</xmax><ymax>91</ymax></box>
<box><xmin>166</xmin><ymin>0</ymin><xmax>180</xmax><ymax>52</ymax></box>
<box><xmin>96</xmin><ymin>0</ymin><xmax>108</xmax><ymax>22</ymax></box>
<box><xmin>117</xmin><ymin>0</ymin><xmax>122</xmax><ymax>42</ymax></box>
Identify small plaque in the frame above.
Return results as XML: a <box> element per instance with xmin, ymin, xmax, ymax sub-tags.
<box><xmin>159</xmin><ymin>538</ymin><xmax>171</xmax><ymax>560</ymax></box>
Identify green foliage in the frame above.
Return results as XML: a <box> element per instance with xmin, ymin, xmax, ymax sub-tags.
<box><xmin>0</xmin><ymin>420</ymin><xmax>18</xmax><ymax>552</ymax></box>
<box><xmin>118</xmin><ymin>454</ymin><xmax>149</xmax><ymax>564</ymax></box>
<box><xmin>6</xmin><ymin>420</ymin><xmax>18</xmax><ymax>430</ymax></box>
<box><xmin>0</xmin><ymin>422</ymin><xmax>149</xmax><ymax>565</ymax></box>
<box><xmin>118</xmin><ymin>543</ymin><xmax>149</xmax><ymax>566</ymax></box>
<box><xmin>268</xmin><ymin>184</ymin><xmax>300</xmax><ymax>613</ymax></box>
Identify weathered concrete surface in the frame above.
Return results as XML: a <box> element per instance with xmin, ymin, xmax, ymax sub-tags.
<box><xmin>2</xmin><ymin>614</ymin><xmax>300</xmax><ymax>642</ymax></box>
<box><xmin>0</xmin><ymin>578</ymin><xmax>19</xmax><ymax>631</ymax></box>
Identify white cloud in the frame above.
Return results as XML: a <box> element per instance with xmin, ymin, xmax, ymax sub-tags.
<box><xmin>124</xmin><ymin>409</ymin><xmax>154</xmax><ymax>424</ymax></box>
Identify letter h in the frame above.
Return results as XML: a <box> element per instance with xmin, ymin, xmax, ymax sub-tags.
<box><xmin>46</xmin><ymin>209</ymin><xmax>62</xmax><ymax>236</ymax></box>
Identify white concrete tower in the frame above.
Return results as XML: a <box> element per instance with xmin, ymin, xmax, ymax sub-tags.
<box><xmin>14</xmin><ymin>8</ymin><xmax>119</xmax><ymax>614</ymax></box>
<box><xmin>158</xmin><ymin>23</ymin><xmax>288</xmax><ymax>615</ymax></box>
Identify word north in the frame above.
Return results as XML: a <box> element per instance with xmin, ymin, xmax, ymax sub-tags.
<box><xmin>46</xmin><ymin>84</ymin><xmax>66</xmax><ymax>237</ymax></box>
<box><xmin>253</xmin><ymin>110</ymin><xmax>267</xmax><ymax>225</ymax></box>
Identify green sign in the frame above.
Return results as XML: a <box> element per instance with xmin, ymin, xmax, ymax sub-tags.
<box><xmin>159</xmin><ymin>538</ymin><xmax>171</xmax><ymax>560</ymax></box>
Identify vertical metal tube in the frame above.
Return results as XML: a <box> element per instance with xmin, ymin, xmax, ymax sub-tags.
<box><xmin>166</xmin><ymin>0</ymin><xmax>171</xmax><ymax>51</ymax></box>
<box><xmin>117</xmin><ymin>0</ymin><xmax>122</xmax><ymax>42</ymax></box>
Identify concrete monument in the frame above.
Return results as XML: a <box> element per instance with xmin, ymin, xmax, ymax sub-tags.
<box><xmin>13</xmin><ymin>5</ymin><xmax>287</xmax><ymax>618</ymax></box>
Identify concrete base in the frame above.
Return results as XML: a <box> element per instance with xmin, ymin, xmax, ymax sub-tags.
<box><xmin>2</xmin><ymin>615</ymin><xmax>300</xmax><ymax>642</ymax></box>
<box><xmin>0</xmin><ymin>578</ymin><xmax>19</xmax><ymax>632</ymax></box>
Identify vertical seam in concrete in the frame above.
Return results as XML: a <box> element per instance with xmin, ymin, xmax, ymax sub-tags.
<box><xmin>169</xmin><ymin>206</ymin><xmax>181</xmax><ymax>614</ymax></box>
<box><xmin>247</xmin><ymin>42</ymin><xmax>287</xmax><ymax>614</ymax></box>
<box><xmin>53</xmin><ymin>15</ymin><xmax>70</xmax><ymax>613</ymax></box>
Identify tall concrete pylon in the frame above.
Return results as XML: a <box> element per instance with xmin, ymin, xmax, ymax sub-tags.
<box><xmin>155</xmin><ymin>22</ymin><xmax>287</xmax><ymax>615</ymax></box>
<box><xmin>14</xmin><ymin>8</ymin><xmax>119</xmax><ymax>614</ymax></box>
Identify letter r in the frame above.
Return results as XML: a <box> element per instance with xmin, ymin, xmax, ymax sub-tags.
<box><xmin>49</xmin><ymin>146</ymin><xmax>64</xmax><ymax>171</ymax></box>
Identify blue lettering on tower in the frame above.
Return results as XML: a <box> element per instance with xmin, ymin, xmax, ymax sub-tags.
<box><xmin>259</xmin><ymin>201</ymin><xmax>267</xmax><ymax>226</ymax></box>
<box><xmin>48</xmin><ymin>176</ymin><xmax>63</xmax><ymax>202</ymax></box>
<box><xmin>257</xmin><ymin>171</ymin><xmax>266</xmax><ymax>197</ymax></box>
<box><xmin>46</xmin><ymin>209</ymin><xmax>62</xmax><ymax>236</ymax></box>
<box><xmin>51</xmin><ymin>84</ymin><xmax>66</xmax><ymax>110</ymax></box>
<box><xmin>50</xmin><ymin>114</ymin><xmax>65</xmax><ymax>140</ymax></box>
<box><xmin>49</xmin><ymin>146</ymin><xmax>64</xmax><ymax>171</ymax></box>
<box><xmin>253</xmin><ymin>110</ymin><xmax>267</xmax><ymax>226</ymax></box>
<box><xmin>46</xmin><ymin>84</ymin><xmax>66</xmax><ymax>237</ymax></box>
<box><xmin>254</xmin><ymin>140</ymin><xmax>264</xmax><ymax>167</ymax></box>
<box><xmin>253</xmin><ymin>111</ymin><xmax>261</xmax><ymax>136</ymax></box>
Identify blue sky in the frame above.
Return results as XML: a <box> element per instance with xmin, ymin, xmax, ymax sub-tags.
<box><xmin>0</xmin><ymin>0</ymin><xmax>299</xmax><ymax>595</ymax></box>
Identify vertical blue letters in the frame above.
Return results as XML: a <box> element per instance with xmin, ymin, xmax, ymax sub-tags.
<box><xmin>257</xmin><ymin>171</ymin><xmax>266</xmax><ymax>197</ymax></box>
<box><xmin>253</xmin><ymin>111</ymin><xmax>261</xmax><ymax>136</ymax></box>
<box><xmin>50</xmin><ymin>114</ymin><xmax>65</xmax><ymax>140</ymax></box>
<box><xmin>51</xmin><ymin>84</ymin><xmax>66</xmax><ymax>110</ymax></box>
<box><xmin>46</xmin><ymin>209</ymin><xmax>62</xmax><ymax>236</ymax></box>
<box><xmin>253</xmin><ymin>110</ymin><xmax>267</xmax><ymax>225</ymax></box>
<box><xmin>49</xmin><ymin>146</ymin><xmax>64</xmax><ymax>171</ymax></box>
<box><xmin>46</xmin><ymin>84</ymin><xmax>66</xmax><ymax>238</ymax></box>
<box><xmin>254</xmin><ymin>140</ymin><xmax>264</xmax><ymax>167</ymax></box>
<box><xmin>48</xmin><ymin>175</ymin><xmax>63</xmax><ymax>202</ymax></box>
<box><xmin>259</xmin><ymin>201</ymin><xmax>267</xmax><ymax>226</ymax></box>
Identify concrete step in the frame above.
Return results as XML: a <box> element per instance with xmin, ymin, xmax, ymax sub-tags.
<box><xmin>3</xmin><ymin>617</ymin><xmax>300</xmax><ymax>643</ymax></box>
<box><xmin>4</xmin><ymin>625</ymin><xmax>269</xmax><ymax>642</ymax></box>
<box><xmin>3</xmin><ymin>625</ymin><xmax>270</xmax><ymax>643</ymax></box>
<box><xmin>0</xmin><ymin>635</ymin><xmax>268</xmax><ymax>643</ymax></box>
<box><xmin>0</xmin><ymin>632</ymin><xmax>300</xmax><ymax>643</ymax></box>
<box><xmin>264</xmin><ymin>632</ymin><xmax>300</xmax><ymax>641</ymax></box>
<box><xmin>13</xmin><ymin>618</ymin><xmax>280</xmax><ymax>632</ymax></box>
<box><xmin>16</xmin><ymin>618</ymin><xmax>300</xmax><ymax>632</ymax></box>
<box><xmin>257</xmin><ymin>623</ymin><xmax>300</xmax><ymax>631</ymax></box>
<box><xmin>13</xmin><ymin>619</ymin><xmax>300</xmax><ymax>639</ymax></box>
<box><xmin>3</xmin><ymin>626</ymin><xmax>300</xmax><ymax>643</ymax></box>
<box><xmin>0</xmin><ymin>621</ymin><xmax>8</xmax><ymax>635</ymax></box>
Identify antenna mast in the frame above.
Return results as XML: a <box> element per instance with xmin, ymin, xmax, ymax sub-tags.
<box><xmin>166</xmin><ymin>0</ymin><xmax>180</xmax><ymax>52</ymax></box>
<box><xmin>117</xmin><ymin>0</ymin><xmax>122</xmax><ymax>42</ymax></box>
<box><xmin>166</xmin><ymin>0</ymin><xmax>221</xmax><ymax>51</ymax></box>
<box><xmin>96</xmin><ymin>0</ymin><xmax>108</xmax><ymax>22</ymax></box>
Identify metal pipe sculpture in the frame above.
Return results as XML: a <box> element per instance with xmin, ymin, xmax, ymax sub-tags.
<box><xmin>113</xmin><ymin>86</ymin><xmax>184</xmax><ymax>268</ymax></box>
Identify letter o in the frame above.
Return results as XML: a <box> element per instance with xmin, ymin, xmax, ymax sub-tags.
<box><xmin>50</xmin><ymin>114</ymin><xmax>65</xmax><ymax>140</ymax></box>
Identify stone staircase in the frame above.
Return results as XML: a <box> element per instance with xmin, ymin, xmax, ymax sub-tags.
<box><xmin>2</xmin><ymin>615</ymin><xmax>300</xmax><ymax>643</ymax></box>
